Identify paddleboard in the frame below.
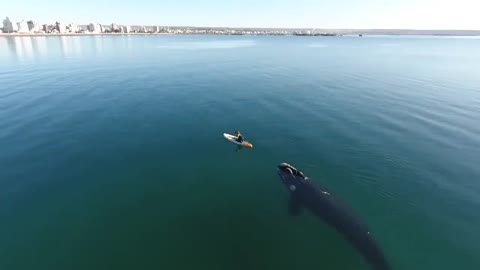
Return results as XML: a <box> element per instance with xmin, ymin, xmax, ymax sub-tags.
<box><xmin>223</xmin><ymin>133</ymin><xmax>253</xmax><ymax>148</ymax></box>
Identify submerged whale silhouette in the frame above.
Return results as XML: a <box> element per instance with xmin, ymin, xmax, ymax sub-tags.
<box><xmin>277</xmin><ymin>163</ymin><xmax>391</xmax><ymax>270</ymax></box>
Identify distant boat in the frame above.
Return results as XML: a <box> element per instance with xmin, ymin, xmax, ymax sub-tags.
<box><xmin>359</xmin><ymin>34</ymin><xmax>363</xmax><ymax>37</ymax></box>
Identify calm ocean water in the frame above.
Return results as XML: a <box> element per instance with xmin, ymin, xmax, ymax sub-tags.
<box><xmin>0</xmin><ymin>35</ymin><xmax>479</xmax><ymax>270</ymax></box>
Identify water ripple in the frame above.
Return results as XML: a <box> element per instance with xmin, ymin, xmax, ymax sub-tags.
<box><xmin>156</xmin><ymin>40</ymin><xmax>256</xmax><ymax>49</ymax></box>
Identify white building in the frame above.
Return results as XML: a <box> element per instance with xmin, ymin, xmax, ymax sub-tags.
<box><xmin>2</xmin><ymin>17</ymin><xmax>16</xmax><ymax>33</ymax></box>
<box><xmin>16</xmin><ymin>20</ymin><xmax>29</xmax><ymax>33</ymax></box>
<box><xmin>67</xmin><ymin>23</ymin><xmax>78</xmax><ymax>33</ymax></box>
<box><xmin>55</xmin><ymin>22</ymin><xmax>66</xmax><ymax>33</ymax></box>
<box><xmin>120</xmin><ymin>25</ymin><xmax>131</xmax><ymax>33</ymax></box>
<box><xmin>153</xmin><ymin>26</ymin><xmax>159</xmax><ymax>33</ymax></box>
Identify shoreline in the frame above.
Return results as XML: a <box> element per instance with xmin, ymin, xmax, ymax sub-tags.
<box><xmin>0</xmin><ymin>32</ymin><xmax>174</xmax><ymax>37</ymax></box>
<box><xmin>1</xmin><ymin>32</ymin><xmax>480</xmax><ymax>37</ymax></box>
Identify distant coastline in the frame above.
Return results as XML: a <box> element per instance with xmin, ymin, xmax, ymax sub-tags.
<box><xmin>1</xmin><ymin>28</ymin><xmax>480</xmax><ymax>37</ymax></box>
<box><xmin>0</xmin><ymin>32</ymin><xmax>172</xmax><ymax>37</ymax></box>
<box><xmin>3</xmin><ymin>16</ymin><xmax>480</xmax><ymax>36</ymax></box>
<box><xmin>0</xmin><ymin>32</ymin><xmax>342</xmax><ymax>37</ymax></box>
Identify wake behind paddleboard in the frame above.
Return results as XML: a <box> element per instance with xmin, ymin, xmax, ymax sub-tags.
<box><xmin>223</xmin><ymin>133</ymin><xmax>253</xmax><ymax>148</ymax></box>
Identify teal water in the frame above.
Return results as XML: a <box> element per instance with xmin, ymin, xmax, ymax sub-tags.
<box><xmin>1</xmin><ymin>35</ymin><xmax>479</xmax><ymax>270</ymax></box>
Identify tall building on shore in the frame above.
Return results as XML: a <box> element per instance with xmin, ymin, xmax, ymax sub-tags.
<box><xmin>88</xmin><ymin>23</ymin><xmax>102</xmax><ymax>33</ymax></box>
<box><xmin>120</xmin><ymin>25</ymin><xmax>131</xmax><ymax>33</ymax></box>
<box><xmin>27</xmin><ymin>20</ymin><xmax>40</xmax><ymax>32</ymax></box>
<box><xmin>2</xmin><ymin>17</ymin><xmax>16</xmax><ymax>33</ymax></box>
<box><xmin>27</xmin><ymin>20</ymin><xmax>34</xmax><ymax>32</ymax></box>
<box><xmin>88</xmin><ymin>23</ymin><xmax>95</xmax><ymax>32</ymax></box>
<box><xmin>111</xmin><ymin>23</ymin><xmax>119</xmax><ymax>32</ymax></box>
<box><xmin>42</xmin><ymin>24</ymin><xmax>54</xmax><ymax>33</ymax></box>
<box><xmin>56</xmin><ymin>22</ymin><xmax>66</xmax><ymax>33</ymax></box>
<box><xmin>153</xmin><ymin>26</ymin><xmax>159</xmax><ymax>33</ymax></box>
<box><xmin>16</xmin><ymin>20</ymin><xmax>29</xmax><ymax>33</ymax></box>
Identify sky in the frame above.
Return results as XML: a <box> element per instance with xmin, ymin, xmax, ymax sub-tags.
<box><xmin>3</xmin><ymin>0</ymin><xmax>480</xmax><ymax>30</ymax></box>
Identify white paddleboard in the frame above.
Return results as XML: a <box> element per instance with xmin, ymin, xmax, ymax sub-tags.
<box><xmin>223</xmin><ymin>133</ymin><xmax>253</xmax><ymax>148</ymax></box>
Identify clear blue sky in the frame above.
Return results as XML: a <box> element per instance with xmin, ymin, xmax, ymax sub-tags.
<box><xmin>3</xmin><ymin>0</ymin><xmax>479</xmax><ymax>29</ymax></box>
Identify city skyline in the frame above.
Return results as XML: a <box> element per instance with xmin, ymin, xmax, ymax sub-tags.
<box><xmin>2</xmin><ymin>0</ymin><xmax>480</xmax><ymax>30</ymax></box>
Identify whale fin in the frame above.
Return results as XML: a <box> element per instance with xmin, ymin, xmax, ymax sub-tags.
<box><xmin>288</xmin><ymin>196</ymin><xmax>303</xmax><ymax>216</ymax></box>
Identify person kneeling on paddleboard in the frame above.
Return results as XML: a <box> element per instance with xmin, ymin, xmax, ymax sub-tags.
<box><xmin>235</xmin><ymin>131</ymin><xmax>244</xmax><ymax>143</ymax></box>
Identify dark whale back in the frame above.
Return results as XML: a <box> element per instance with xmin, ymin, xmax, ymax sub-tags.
<box><xmin>294</xmin><ymin>180</ymin><xmax>391</xmax><ymax>270</ymax></box>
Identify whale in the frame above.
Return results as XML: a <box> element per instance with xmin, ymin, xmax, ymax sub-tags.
<box><xmin>277</xmin><ymin>162</ymin><xmax>391</xmax><ymax>270</ymax></box>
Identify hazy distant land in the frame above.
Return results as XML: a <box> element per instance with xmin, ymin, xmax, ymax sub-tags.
<box><xmin>1</xmin><ymin>27</ymin><xmax>479</xmax><ymax>37</ymax></box>
<box><xmin>182</xmin><ymin>27</ymin><xmax>480</xmax><ymax>36</ymax></box>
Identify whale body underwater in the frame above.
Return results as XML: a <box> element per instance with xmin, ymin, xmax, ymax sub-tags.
<box><xmin>277</xmin><ymin>163</ymin><xmax>391</xmax><ymax>270</ymax></box>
